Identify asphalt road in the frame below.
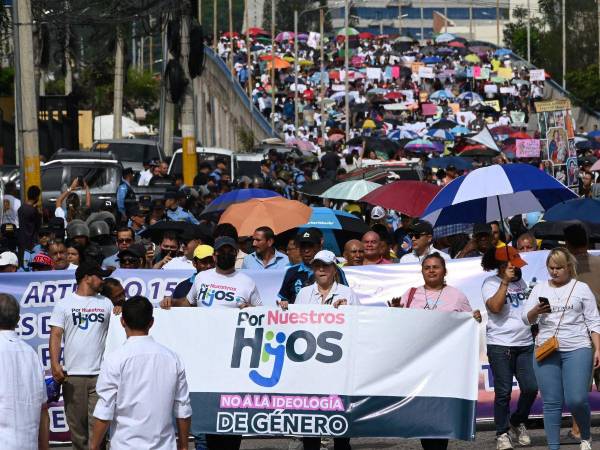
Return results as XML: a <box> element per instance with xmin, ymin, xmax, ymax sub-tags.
<box><xmin>53</xmin><ymin>420</ymin><xmax>600</xmax><ymax>449</ymax></box>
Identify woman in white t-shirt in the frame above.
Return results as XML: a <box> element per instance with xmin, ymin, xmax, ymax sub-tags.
<box><xmin>524</xmin><ymin>248</ymin><xmax>600</xmax><ymax>450</ymax></box>
<box><xmin>285</xmin><ymin>250</ymin><xmax>355</xmax><ymax>450</ymax></box>
<box><xmin>481</xmin><ymin>246</ymin><xmax>538</xmax><ymax>449</ymax></box>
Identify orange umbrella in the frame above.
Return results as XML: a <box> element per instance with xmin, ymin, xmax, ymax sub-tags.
<box><xmin>266</xmin><ymin>57</ymin><xmax>291</xmax><ymax>70</ymax></box>
<box><xmin>219</xmin><ymin>197</ymin><xmax>311</xmax><ymax>236</ymax></box>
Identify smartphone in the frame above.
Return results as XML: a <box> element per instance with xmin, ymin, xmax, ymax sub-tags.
<box><xmin>539</xmin><ymin>297</ymin><xmax>550</xmax><ymax>307</ymax></box>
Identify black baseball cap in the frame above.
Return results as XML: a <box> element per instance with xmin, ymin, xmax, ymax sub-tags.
<box><xmin>410</xmin><ymin>220</ymin><xmax>433</xmax><ymax>235</ymax></box>
<box><xmin>164</xmin><ymin>190</ymin><xmax>177</xmax><ymax>200</ymax></box>
<box><xmin>473</xmin><ymin>223</ymin><xmax>492</xmax><ymax>236</ymax></box>
<box><xmin>297</xmin><ymin>229</ymin><xmax>321</xmax><ymax>245</ymax></box>
<box><xmin>123</xmin><ymin>167</ymin><xmax>134</xmax><ymax>177</ymax></box>
<box><xmin>214</xmin><ymin>236</ymin><xmax>239</xmax><ymax>251</ymax></box>
<box><xmin>75</xmin><ymin>261</ymin><xmax>112</xmax><ymax>283</ymax></box>
<box><xmin>118</xmin><ymin>243</ymin><xmax>145</xmax><ymax>260</ymax></box>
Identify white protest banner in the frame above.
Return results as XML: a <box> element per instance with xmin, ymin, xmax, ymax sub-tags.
<box><xmin>105</xmin><ymin>306</ymin><xmax>479</xmax><ymax>439</ymax></box>
<box><xmin>500</xmin><ymin>86</ymin><xmax>516</xmax><ymax>95</ymax></box>
<box><xmin>418</xmin><ymin>66</ymin><xmax>434</xmax><ymax>79</ymax></box>
<box><xmin>516</xmin><ymin>139</ymin><xmax>541</xmax><ymax>158</ymax></box>
<box><xmin>400</xmin><ymin>90</ymin><xmax>414</xmax><ymax>102</ymax></box>
<box><xmin>484</xmin><ymin>84</ymin><xmax>498</xmax><ymax>94</ymax></box>
<box><xmin>529</xmin><ymin>69</ymin><xmax>545</xmax><ymax>82</ymax></box>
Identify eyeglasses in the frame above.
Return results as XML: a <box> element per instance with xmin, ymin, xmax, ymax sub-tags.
<box><xmin>120</xmin><ymin>258</ymin><xmax>139</xmax><ymax>265</ymax></box>
<box><xmin>117</xmin><ymin>238</ymin><xmax>133</xmax><ymax>244</ymax></box>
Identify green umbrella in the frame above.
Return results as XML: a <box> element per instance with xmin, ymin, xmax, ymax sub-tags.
<box><xmin>337</xmin><ymin>27</ymin><xmax>359</xmax><ymax>37</ymax></box>
<box><xmin>320</xmin><ymin>180</ymin><xmax>380</xmax><ymax>201</ymax></box>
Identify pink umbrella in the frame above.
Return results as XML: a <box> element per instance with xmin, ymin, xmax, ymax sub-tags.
<box><xmin>591</xmin><ymin>160</ymin><xmax>600</xmax><ymax>172</ymax></box>
<box><xmin>288</xmin><ymin>139</ymin><xmax>315</xmax><ymax>151</ymax></box>
<box><xmin>351</xmin><ymin>55</ymin><xmax>364</xmax><ymax>67</ymax></box>
<box><xmin>329</xmin><ymin>134</ymin><xmax>345</xmax><ymax>142</ymax></box>
<box><xmin>275</xmin><ymin>31</ymin><xmax>295</xmax><ymax>42</ymax></box>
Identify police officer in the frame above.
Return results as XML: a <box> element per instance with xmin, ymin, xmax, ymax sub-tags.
<box><xmin>117</xmin><ymin>168</ymin><xmax>136</xmax><ymax>223</ymax></box>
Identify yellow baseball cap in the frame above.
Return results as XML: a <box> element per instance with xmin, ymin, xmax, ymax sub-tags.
<box><xmin>193</xmin><ymin>245</ymin><xmax>214</xmax><ymax>260</ymax></box>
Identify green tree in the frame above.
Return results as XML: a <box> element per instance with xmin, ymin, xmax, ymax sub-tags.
<box><xmin>565</xmin><ymin>64</ymin><xmax>600</xmax><ymax>110</ymax></box>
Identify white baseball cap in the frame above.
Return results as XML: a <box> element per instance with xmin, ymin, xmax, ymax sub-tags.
<box><xmin>370</xmin><ymin>206</ymin><xmax>386</xmax><ymax>220</ymax></box>
<box><xmin>310</xmin><ymin>250</ymin><xmax>337</xmax><ymax>265</ymax></box>
<box><xmin>0</xmin><ymin>251</ymin><xmax>18</xmax><ymax>267</ymax></box>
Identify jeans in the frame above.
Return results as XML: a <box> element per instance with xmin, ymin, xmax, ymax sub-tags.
<box><xmin>533</xmin><ymin>347</ymin><xmax>593</xmax><ymax>449</ymax></box>
<box><xmin>487</xmin><ymin>344</ymin><xmax>538</xmax><ymax>435</ymax></box>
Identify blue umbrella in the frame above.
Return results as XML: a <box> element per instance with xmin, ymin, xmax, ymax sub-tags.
<box><xmin>423</xmin><ymin>56</ymin><xmax>443</xmax><ymax>64</ymax></box>
<box><xmin>494</xmin><ymin>48</ymin><xmax>512</xmax><ymax>57</ymax></box>
<box><xmin>421</xmin><ymin>164</ymin><xmax>578</xmax><ymax>227</ymax></box>
<box><xmin>430</xmin><ymin>89</ymin><xmax>455</xmax><ymax>100</ymax></box>
<box><xmin>301</xmin><ymin>207</ymin><xmax>369</xmax><ymax>254</ymax></box>
<box><xmin>543</xmin><ymin>198</ymin><xmax>600</xmax><ymax>223</ymax></box>
<box><xmin>425</xmin><ymin>156</ymin><xmax>473</xmax><ymax>171</ymax></box>
<box><xmin>427</xmin><ymin>128</ymin><xmax>455</xmax><ymax>140</ymax></box>
<box><xmin>587</xmin><ymin>130</ymin><xmax>600</xmax><ymax>139</ymax></box>
<box><xmin>457</xmin><ymin>91</ymin><xmax>483</xmax><ymax>103</ymax></box>
<box><xmin>201</xmin><ymin>189</ymin><xmax>281</xmax><ymax>216</ymax></box>
<box><xmin>435</xmin><ymin>32</ymin><xmax>455</xmax><ymax>43</ymax></box>
<box><xmin>388</xmin><ymin>129</ymin><xmax>418</xmax><ymax>140</ymax></box>
<box><xmin>451</xmin><ymin>125</ymin><xmax>472</xmax><ymax>136</ymax></box>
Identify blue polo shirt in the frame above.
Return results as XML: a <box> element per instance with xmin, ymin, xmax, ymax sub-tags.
<box><xmin>277</xmin><ymin>262</ymin><xmax>348</xmax><ymax>304</ymax></box>
<box><xmin>166</xmin><ymin>206</ymin><xmax>200</xmax><ymax>225</ymax></box>
<box><xmin>242</xmin><ymin>250</ymin><xmax>289</xmax><ymax>270</ymax></box>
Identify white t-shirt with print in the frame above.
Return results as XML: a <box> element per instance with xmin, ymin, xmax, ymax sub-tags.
<box><xmin>482</xmin><ymin>275</ymin><xmax>533</xmax><ymax>347</ymax></box>
<box><xmin>295</xmin><ymin>282</ymin><xmax>358</xmax><ymax>306</ymax></box>
<box><xmin>49</xmin><ymin>293</ymin><xmax>113</xmax><ymax>375</ymax></box>
<box><xmin>186</xmin><ymin>268</ymin><xmax>262</xmax><ymax>308</ymax></box>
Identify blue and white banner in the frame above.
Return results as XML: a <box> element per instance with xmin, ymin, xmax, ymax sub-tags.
<box><xmin>105</xmin><ymin>306</ymin><xmax>480</xmax><ymax>439</ymax></box>
<box><xmin>5</xmin><ymin>250</ymin><xmax>600</xmax><ymax>441</ymax></box>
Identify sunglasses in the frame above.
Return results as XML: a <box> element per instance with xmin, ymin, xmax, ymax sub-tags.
<box><xmin>117</xmin><ymin>238</ymin><xmax>133</xmax><ymax>244</ymax></box>
<box><xmin>408</xmin><ymin>232</ymin><xmax>429</xmax><ymax>239</ymax></box>
<box><xmin>120</xmin><ymin>258</ymin><xmax>139</xmax><ymax>265</ymax></box>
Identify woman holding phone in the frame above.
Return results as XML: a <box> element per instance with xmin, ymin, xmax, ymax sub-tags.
<box><xmin>390</xmin><ymin>252</ymin><xmax>480</xmax><ymax>450</ymax></box>
<box><xmin>524</xmin><ymin>247</ymin><xmax>600</xmax><ymax>450</ymax></box>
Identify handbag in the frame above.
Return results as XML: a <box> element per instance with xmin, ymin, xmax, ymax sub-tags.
<box><xmin>535</xmin><ymin>281</ymin><xmax>577</xmax><ymax>362</ymax></box>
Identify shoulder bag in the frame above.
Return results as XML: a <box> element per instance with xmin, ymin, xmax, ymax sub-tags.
<box><xmin>535</xmin><ymin>281</ymin><xmax>577</xmax><ymax>362</ymax></box>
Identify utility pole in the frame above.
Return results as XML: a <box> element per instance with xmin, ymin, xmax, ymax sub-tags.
<box><xmin>245</xmin><ymin>0</ymin><xmax>252</xmax><ymax>97</ymax></box>
<box><xmin>526</xmin><ymin>0</ymin><xmax>531</xmax><ymax>62</ymax></box>
<box><xmin>496</xmin><ymin>0</ymin><xmax>500</xmax><ymax>46</ymax></box>
<box><xmin>213</xmin><ymin>0</ymin><xmax>217</xmax><ymax>50</ymax></box>
<box><xmin>181</xmin><ymin>15</ymin><xmax>198</xmax><ymax>186</ymax></box>
<box><xmin>597</xmin><ymin>0</ymin><xmax>600</xmax><ymax>78</ymax></box>
<box><xmin>228</xmin><ymin>0</ymin><xmax>234</xmax><ymax>73</ymax></box>
<box><xmin>562</xmin><ymin>0</ymin><xmax>566</xmax><ymax>89</ymax></box>
<box><xmin>113</xmin><ymin>28</ymin><xmax>125</xmax><ymax>139</ymax></box>
<box><xmin>293</xmin><ymin>10</ymin><xmax>299</xmax><ymax>133</ymax></box>
<box><xmin>420</xmin><ymin>1</ymin><xmax>424</xmax><ymax>43</ymax></box>
<box><xmin>270</xmin><ymin>0</ymin><xmax>276</xmax><ymax>131</ymax></box>
<box><xmin>344</xmin><ymin>0</ymin><xmax>350</xmax><ymax>141</ymax></box>
<box><xmin>159</xmin><ymin>17</ymin><xmax>174</xmax><ymax>156</ymax></box>
<box><xmin>198</xmin><ymin>0</ymin><xmax>202</xmax><ymax>21</ymax></box>
<box><xmin>469</xmin><ymin>1</ymin><xmax>473</xmax><ymax>40</ymax></box>
<box><xmin>398</xmin><ymin>1</ymin><xmax>402</xmax><ymax>36</ymax></box>
<box><xmin>444</xmin><ymin>5</ymin><xmax>448</xmax><ymax>33</ymax></box>
<box><xmin>12</xmin><ymin>0</ymin><xmax>40</xmax><ymax>198</ymax></box>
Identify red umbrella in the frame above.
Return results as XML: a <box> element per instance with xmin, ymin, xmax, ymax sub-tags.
<box><xmin>360</xmin><ymin>181</ymin><xmax>441</xmax><ymax>217</ymax></box>
<box><xmin>222</xmin><ymin>31</ymin><xmax>239</xmax><ymax>38</ymax></box>
<box><xmin>490</xmin><ymin>126</ymin><xmax>515</xmax><ymax>136</ymax></box>
<box><xmin>359</xmin><ymin>32</ymin><xmax>375</xmax><ymax>40</ymax></box>
<box><xmin>448</xmin><ymin>41</ymin><xmax>465</xmax><ymax>48</ymax></box>
<box><xmin>246</xmin><ymin>27</ymin><xmax>269</xmax><ymax>37</ymax></box>
<box><xmin>458</xmin><ymin>144</ymin><xmax>499</xmax><ymax>157</ymax></box>
<box><xmin>509</xmin><ymin>131</ymin><xmax>531</xmax><ymax>139</ymax></box>
<box><xmin>384</xmin><ymin>91</ymin><xmax>405</xmax><ymax>100</ymax></box>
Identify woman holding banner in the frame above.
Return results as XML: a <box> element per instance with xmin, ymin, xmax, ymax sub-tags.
<box><xmin>524</xmin><ymin>248</ymin><xmax>600</xmax><ymax>450</ymax></box>
<box><xmin>284</xmin><ymin>249</ymin><xmax>355</xmax><ymax>450</ymax></box>
<box><xmin>389</xmin><ymin>252</ymin><xmax>481</xmax><ymax>450</ymax></box>
<box><xmin>481</xmin><ymin>246</ymin><xmax>537</xmax><ymax>450</ymax></box>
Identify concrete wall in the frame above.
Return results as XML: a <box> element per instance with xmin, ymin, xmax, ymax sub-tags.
<box><xmin>194</xmin><ymin>48</ymin><xmax>275</xmax><ymax>151</ymax></box>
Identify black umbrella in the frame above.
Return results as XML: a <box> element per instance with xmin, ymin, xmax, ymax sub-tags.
<box><xmin>532</xmin><ymin>220</ymin><xmax>600</xmax><ymax>243</ymax></box>
<box><xmin>430</xmin><ymin>118</ymin><xmax>458</xmax><ymax>130</ymax></box>
<box><xmin>298</xmin><ymin>178</ymin><xmax>337</xmax><ymax>196</ymax></box>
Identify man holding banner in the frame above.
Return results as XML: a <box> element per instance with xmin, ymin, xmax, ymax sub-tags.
<box><xmin>48</xmin><ymin>261</ymin><xmax>113</xmax><ymax>450</ymax></box>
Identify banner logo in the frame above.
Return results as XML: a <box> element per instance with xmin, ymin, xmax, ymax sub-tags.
<box><xmin>231</xmin><ymin>311</ymin><xmax>344</xmax><ymax>387</ymax></box>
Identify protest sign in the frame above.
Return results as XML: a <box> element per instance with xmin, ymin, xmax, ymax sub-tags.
<box><xmin>529</xmin><ymin>69</ymin><xmax>545</xmax><ymax>82</ymax></box>
<box><xmin>497</xmin><ymin>67</ymin><xmax>513</xmax><ymax>79</ymax></box>
<box><xmin>500</xmin><ymin>86</ymin><xmax>516</xmax><ymax>95</ymax></box>
<box><xmin>10</xmin><ymin>253</ymin><xmax>600</xmax><ymax>441</ymax></box>
<box><xmin>106</xmin><ymin>306</ymin><xmax>479</xmax><ymax>439</ymax></box>
<box><xmin>473</xmin><ymin>66</ymin><xmax>481</xmax><ymax>78</ymax></box>
<box><xmin>449</xmin><ymin>103</ymin><xmax>461</xmax><ymax>114</ymax></box>
<box><xmin>534</xmin><ymin>99</ymin><xmax>572</xmax><ymax>113</ymax></box>
<box><xmin>418</xmin><ymin>67</ymin><xmax>434</xmax><ymax>79</ymax></box>
<box><xmin>516</xmin><ymin>139</ymin><xmax>541</xmax><ymax>158</ymax></box>
<box><xmin>477</xmin><ymin>68</ymin><xmax>490</xmax><ymax>80</ymax></box>
<box><xmin>411</xmin><ymin>61</ymin><xmax>424</xmax><ymax>73</ymax></box>
<box><xmin>421</xmin><ymin>103</ymin><xmax>438</xmax><ymax>116</ymax></box>
<box><xmin>483</xmin><ymin>100</ymin><xmax>500</xmax><ymax>111</ymax></box>
<box><xmin>483</xmin><ymin>84</ymin><xmax>498</xmax><ymax>94</ymax></box>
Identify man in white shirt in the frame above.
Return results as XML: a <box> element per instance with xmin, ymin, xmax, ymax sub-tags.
<box><xmin>49</xmin><ymin>261</ymin><xmax>113</xmax><ymax>450</ymax></box>
<box><xmin>0</xmin><ymin>293</ymin><xmax>48</xmax><ymax>450</ymax></box>
<box><xmin>91</xmin><ymin>296</ymin><xmax>192</xmax><ymax>450</ymax></box>
<box><xmin>138</xmin><ymin>159</ymin><xmax>158</xmax><ymax>186</ymax></box>
<box><xmin>400</xmin><ymin>220</ymin><xmax>451</xmax><ymax>264</ymax></box>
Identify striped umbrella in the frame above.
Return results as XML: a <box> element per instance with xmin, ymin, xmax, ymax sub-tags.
<box><xmin>457</xmin><ymin>91</ymin><xmax>483</xmax><ymax>103</ymax></box>
<box><xmin>427</xmin><ymin>129</ymin><xmax>455</xmax><ymax>140</ymax></box>
<box><xmin>422</xmin><ymin>164</ymin><xmax>578</xmax><ymax>227</ymax></box>
<box><xmin>404</xmin><ymin>138</ymin><xmax>442</xmax><ymax>153</ymax></box>
<box><xmin>320</xmin><ymin>180</ymin><xmax>380</xmax><ymax>201</ymax></box>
